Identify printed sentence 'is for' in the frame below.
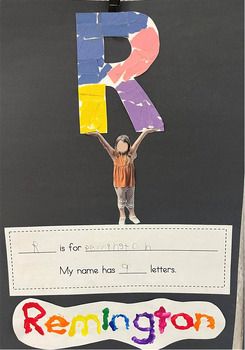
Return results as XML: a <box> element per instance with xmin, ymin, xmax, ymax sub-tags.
<box><xmin>60</xmin><ymin>243</ymin><xmax>82</xmax><ymax>252</ymax></box>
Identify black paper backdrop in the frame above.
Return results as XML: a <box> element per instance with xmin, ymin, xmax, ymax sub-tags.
<box><xmin>0</xmin><ymin>0</ymin><xmax>243</xmax><ymax>348</ymax></box>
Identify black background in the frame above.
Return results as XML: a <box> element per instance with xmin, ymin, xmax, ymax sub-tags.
<box><xmin>0</xmin><ymin>0</ymin><xmax>244</xmax><ymax>348</ymax></box>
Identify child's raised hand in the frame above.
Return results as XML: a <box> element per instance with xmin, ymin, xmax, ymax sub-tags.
<box><xmin>86</xmin><ymin>131</ymin><xmax>100</xmax><ymax>137</ymax></box>
<box><xmin>143</xmin><ymin>127</ymin><xmax>159</xmax><ymax>133</ymax></box>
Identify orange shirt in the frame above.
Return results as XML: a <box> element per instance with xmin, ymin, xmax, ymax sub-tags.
<box><xmin>113</xmin><ymin>154</ymin><xmax>136</xmax><ymax>188</ymax></box>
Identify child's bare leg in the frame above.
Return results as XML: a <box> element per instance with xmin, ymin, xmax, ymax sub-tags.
<box><xmin>126</xmin><ymin>187</ymin><xmax>140</xmax><ymax>224</ymax></box>
<box><xmin>118</xmin><ymin>207</ymin><xmax>126</xmax><ymax>225</ymax></box>
<box><xmin>128</xmin><ymin>208</ymin><xmax>140</xmax><ymax>224</ymax></box>
<box><xmin>119</xmin><ymin>208</ymin><xmax>126</xmax><ymax>218</ymax></box>
<box><xmin>115</xmin><ymin>187</ymin><xmax>126</xmax><ymax>224</ymax></box>
<box><xmin>128</xmin><ymin>208</ymin><xmax>136</xmax><ymax>217</ymax></box>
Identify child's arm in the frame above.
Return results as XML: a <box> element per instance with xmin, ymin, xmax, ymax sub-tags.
<box><xmin>131</xmin><ymin>128</ymin><xmax>158</xmax><ymax>154</ymax></box>
<box><xmin>87</xmin><ymin>132</ymin><xmax>115</xmax><ymax>159</ymax></box>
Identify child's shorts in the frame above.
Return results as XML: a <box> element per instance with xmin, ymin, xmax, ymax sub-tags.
<box><xmin>114</xmin><ymin>186</ymin><xmax>135</xmax><ymax>209</ymax></box>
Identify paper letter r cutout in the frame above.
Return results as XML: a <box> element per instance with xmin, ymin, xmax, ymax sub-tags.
<box><xmin>76</xmin><ymin>12</ymin><xmax>164</xmax><ymax>133</ymax></box>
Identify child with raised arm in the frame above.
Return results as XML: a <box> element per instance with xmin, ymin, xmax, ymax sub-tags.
<box><xmin>88</xmin><ymin>128</ymin><xmax>158</xmax><ymax>225</ymax></box>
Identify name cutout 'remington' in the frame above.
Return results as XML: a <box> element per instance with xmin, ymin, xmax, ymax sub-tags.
<box><xmin>76</xmin><ymin>12</ymin><xmax>165</xmax><ymax>133</ymax></box>
<box><xmin>13</xmin><ymin>298</ymin><xmax>225</xmax><ymax>349</ymax></box>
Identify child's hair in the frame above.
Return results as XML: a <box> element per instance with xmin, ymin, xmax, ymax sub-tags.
<box><xmin>114</xmin><ymin>135</ymin><xmax>131</xmax><ymax>154</ymax></box>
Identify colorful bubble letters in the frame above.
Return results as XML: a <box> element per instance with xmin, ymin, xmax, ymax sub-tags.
<box><xmin>13</xmin><ymin>298</ymin><xmax>225</xmax><ymax>349</ymax></box>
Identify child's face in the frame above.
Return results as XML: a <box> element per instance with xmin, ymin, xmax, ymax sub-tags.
<box><xmin>116</xmin><ymin>140</ymin><xmax>129</xmax><ymax>153</ymax></box>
